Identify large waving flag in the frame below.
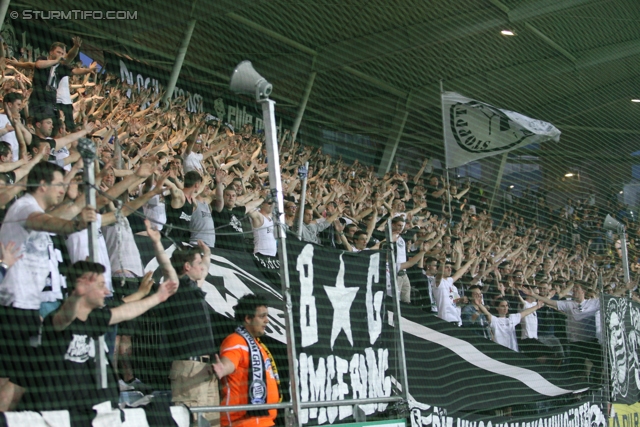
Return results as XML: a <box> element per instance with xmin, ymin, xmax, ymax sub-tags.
<box><xmin>442</xmin><ymin>91</ymin><xmax>561</xmax><ymax>169</ymax></box>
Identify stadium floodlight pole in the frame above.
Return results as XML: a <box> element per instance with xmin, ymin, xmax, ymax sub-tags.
<box><xmin>296</xmin><ymin>162</ymin><xmax>309</xmax><ymax>240</ymax></box>
<box><xmin>230</xmin><ymin>61</ymin><xmax>301</xmax><ymax>427</ymax></box>
<box><xmin>77</xmin><ymin>137</ymin><xmax>108</xmax><ymax>389</ymax></box>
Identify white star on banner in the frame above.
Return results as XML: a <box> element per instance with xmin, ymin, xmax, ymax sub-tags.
<box><xmin>324</xmin><ymin>253</ymin><xmax>359</xmax><ymax>350</ymax></box>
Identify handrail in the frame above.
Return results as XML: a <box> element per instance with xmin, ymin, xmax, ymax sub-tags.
<box><xmin>190</xmin><ymin>396</ymin><xmax>403</xmax><ymax>413</ymax></box>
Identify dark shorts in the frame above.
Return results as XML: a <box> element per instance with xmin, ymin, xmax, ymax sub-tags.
<box><xmin>0</xmin><ymin>305</ymin><xmax>41</xmax><ymax>386</ymax></box>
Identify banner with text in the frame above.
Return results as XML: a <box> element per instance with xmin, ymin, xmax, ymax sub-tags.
<box><xmin>610</xmin><ymin>403</ymin><xmax>640</xmax><ymax>427</ymax></box>
<box><xmin>411</xmin><ymin>399</ymin><xmax>606</xmax><ymax>427</ymax></box>
<box><xmin>287</xmin><ymin>240</ymin><xmax>392</xmax><ymax>426</ymax></box>
<box><xmin>103</xmin><ymin>51</ymin><xmax>290</xmax><ymax>133</ymax></box>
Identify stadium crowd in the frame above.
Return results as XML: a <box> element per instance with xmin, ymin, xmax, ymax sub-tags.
<box><xmin>0</xmin><ymin>37</ymin><xmax>637</xmax><ymax>426</ymax></box>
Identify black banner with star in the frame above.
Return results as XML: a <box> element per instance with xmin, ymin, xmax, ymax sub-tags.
<box><xmin>136</xmin><ymin>236</ymin><xmax>393</xmax><ymax>425</ymax></box>
<box><xmin>286</xmin><ymin>239</ymin><xmax>393</xmax><ymax>426</ymax></box>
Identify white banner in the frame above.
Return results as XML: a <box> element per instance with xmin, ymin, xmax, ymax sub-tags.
<box><xmin>442</xmin><ymin>92</ymin><xmax>561</xmax><ymax>169</ymax></box>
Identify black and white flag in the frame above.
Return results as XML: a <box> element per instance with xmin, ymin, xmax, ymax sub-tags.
<box><xmin>442</xmin><ymin>91</ymin><xmax>561</xmax><ymax>169</ymax></box>
<box><xmin>398</xmin><ymin>305</ymin><xmax>590</xmax><ymax>414</ymax></box>
<box><xmin>605</xmin><ymin>294</ymin><xmax>640</xmax><ymax>404</ymax></box>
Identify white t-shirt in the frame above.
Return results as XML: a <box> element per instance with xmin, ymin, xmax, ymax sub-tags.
<box><xmin>102</xmin><ymin>216</ymin><xmax>144</xmax><ymax>277</ymax></box>
<box><xmin>491</xmin><ymin>313</ymin><xmax>522</xmax><ymax>351</ymax></box>
<box><xmin>433</xmin><ymin>276</ymin><xmax>460</xmax><ymax>324</ymax></box>
<box><xmin>66</xmin><ymin>214</ymin><xmax>113</xmax><ymax>294</ymax></box>
<box><xmin>52</xmin><ymin>146</ymin><xmax>71</xmax><ymax>172</ymax></box>
<box><xmin>557</xmin><ymin>298</ymin><xmax>600</xmax><ymax>343</ymax></box>
<box><xmin>520</xmin><ymin>300</ymin><xmax>538</xmax><ymax>339</ymax></box>
<box><xmin>396</xmin><ymin>235</ymin><xmax>407</xmax><ymax>272</ymax></box>
<box><xmin>56</xmin><ymin>75</ymin><xmax>72</xmax><ymax>105</ymax></box>
<box><xmin>183</xmin><ymin>151</ymin><xmax>204</xmax><ymax>173</ymax></box>
<box><xmin>0</xmin><ymin>114</ymin><xmax>19</xmax><ymax>162</ymax></box>
<box><xmin>0</xmin><ymin>194</ymin><xmax>59</xmax><ymax>310</ymax></box>
<box><xmin>143</xmin><ymin>192</ymin><xmax>166</xmax><ymax>231</ymax></box>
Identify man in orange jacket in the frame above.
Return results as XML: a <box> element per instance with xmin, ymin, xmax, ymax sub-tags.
<box><xmin>212</xmin><ymin>294</ymin><xmax>281</xmax><ymax>427</ymax></box>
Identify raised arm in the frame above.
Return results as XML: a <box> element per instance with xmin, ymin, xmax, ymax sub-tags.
<box><xmin>13</xmin><ymin>149</ymin><xmax>48</xmax><ymax>182</ymax></box>
<box><xmin>519</xmin><ymin>300</ymin><xmax>544</xmax><ymax>319</ymax></box>
<box><xmin>0</xmin><ymin>177</ymin><xmax>26</xmax><ymax>207</ymax></box>
<box><xmin>64</xmin><ymin>37</ymin><xmax>81</xmax><ymax>64</ymax></box>
<box><xmin>212</xmin><ymin>169</ymin><xmax>225</xmax><ymax>212</ymax></box>
<box><xmin>109</xmin><ymin>279</ymin><xmax>178</xmax><ymax>325</ymax></box>
<box><xmin>475</xmin><ymin>299</ymin><xmax>493</xmax><ymax>324</ymax></box>
<box><xmin>412</xmin><ymin>159</ymin><xmax>427</xmax><ymax>184</ymax></box>
<box><xmin>35</xmin><ymin>56</ymin><xmax>63</xmax><ymax>69</ymax></box>
<box><xmin>399</xmin><ymin>248</ymin><xmax>425</xmax><ymax>271</ymax></box>
<box><xmin>117</xmin><ymin>173</ymin><xmax>170</xmax><ymax>217</ymax></box>
<box><xmin>165</xmin><ymin>178</ymin><xmax>186</xmax><ymax>209</ymax></box>
<box><xmin>452</xmin><ymin>256</ymin><xmax>476</xmax><ymax>283</ymax></box>
<box><xmin>197</xmin><ymin>239</ymin><xmax>211</xmax><ymax>274</ymax></box>
<box><xmin>53</xmin><ymin>122</ymin><xmax>95</xmax><ymax>151</ymax></box>
<box><xmin>145</xmin><ymin>219</ymin><xmax>179</xmax><ymax>283</ymax></box>
<box><xmin>520</xmin><ymin>286</ymin><xmax>558</xmax><ymax>309</ymax></box>
<box><xmin>182</xmin><ymin>125</ymin><xmax>199</xmax><ymax>157</ymax></box>
<box><xmin>333</xmin><ymin>220</ymin><xmax>353</xmax><ymax>252</ymax></box>
<box><xmin>26</xmin><ymin>206</ymin><xmax>96</xmax><ymax>236</ymax></box>
<box><xmin>6</xmin><ymin>59</ymin><xmax>35</xmax><ymax>70</ymax></box>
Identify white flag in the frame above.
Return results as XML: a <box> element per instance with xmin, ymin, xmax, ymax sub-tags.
<box><xmin>442</xmin><ymin>92</ymin><xmax>561</xmax><ymax>169</ymax></box>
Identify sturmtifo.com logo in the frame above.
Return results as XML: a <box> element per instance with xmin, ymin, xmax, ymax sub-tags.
<box><xmin>449</xmin><ymin>101</ymin><xmax>535</xmax><ymax>153</ymax></box>
<box><xmin>10</xmin><ymin>10</ymin><xmax>138</xmax><ymax>20</ymax></box>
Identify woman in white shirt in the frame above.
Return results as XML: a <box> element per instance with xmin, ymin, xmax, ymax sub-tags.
<box><xmin>476</xmin><ymin>297</ymin><xmax>543</xmax><ymax>352</ymax></box>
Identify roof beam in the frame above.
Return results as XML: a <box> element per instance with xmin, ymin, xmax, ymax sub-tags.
<box><xmin>488</xmin><ymin>0</ymin><xmax>577</xmax><ymax>64</ymax></box>
<box><xmin>309</xmin><ymin>0</ymin><xmax>595</xmax><ymax>72</ymax></box>
<box><xmin>507</xmin><ymin>0</ymin><xmax>598</xmax><ymax>22</ymax></box>
<box><xmin>314</xmin><ymin>12</ymin><xmax>504</xmax><ymax>73</ymax></box>
<box><xmin>377</xmin><ymin>100</ymin><xmax>409</xmax><ymax>176</ymax></box>
<box><xmin>444</xmin><ymin>40</ymin><xmax>640</xmax><ymax>107</ymax></box>
<box><xmin>64</xmin><ymin>19</ymin><xmax>232</xmax><ymax>82</ymax></box>
<box><xmin>226</xmin><ymin>12</ymin><xmax>408</xmax><ymax>98</ymax></box>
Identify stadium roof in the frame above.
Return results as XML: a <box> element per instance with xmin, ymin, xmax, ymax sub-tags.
<box><xmin>9</xmin><ymin>0</ymin><xmax>640</xmax><ymax>170</ymax></box>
